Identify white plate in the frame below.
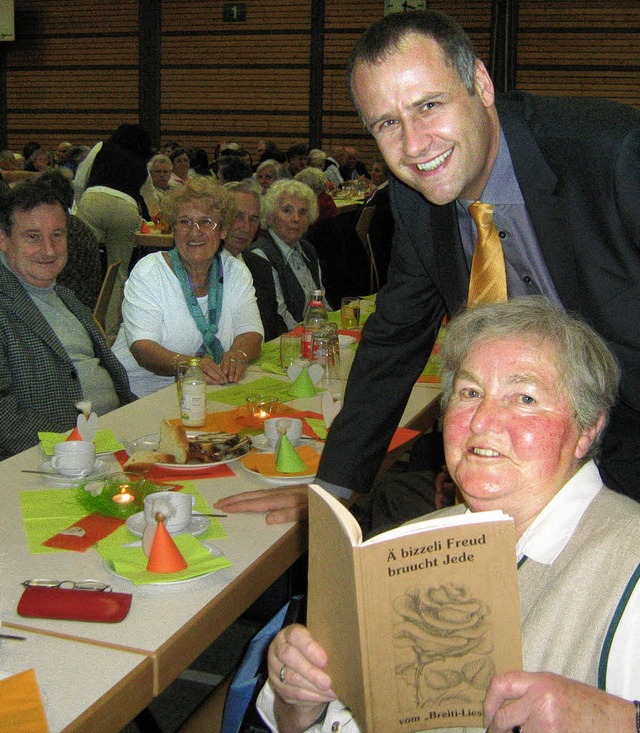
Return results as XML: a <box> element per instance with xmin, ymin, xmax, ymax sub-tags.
<box><xmin>338</xmin><ymin>334</ymin><xmax>357</xmax><ymax>347</ymax></box>
<box><xmin>238</xmin><ymin>461</ymin><xmax>317</xmax><ymax>484</ymax></box>
<box><xmin>125</xmin><ymin>511</ymin><xmax>210</xmax><ymax>538</ymax></box>
<box><xmin>37</xmin><ymin>459</ymin><xmax>110</xmax><ymax>487</ymax></box>
<box><xmin>131</xmin><ymin>432</ymin><xmax>248</xmax><ymax>471</ymax></box>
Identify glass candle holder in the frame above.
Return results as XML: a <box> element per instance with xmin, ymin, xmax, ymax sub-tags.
<box><xmin>246</xmin><ymin>395</ymin><xmax>279</xmax><ymax>419</ymax></box>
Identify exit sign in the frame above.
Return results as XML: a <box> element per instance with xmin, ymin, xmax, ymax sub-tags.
<box><xmin>223</xmin><ymin>3</ymin><xmax>247</xmax><ymax>22</ymax></box>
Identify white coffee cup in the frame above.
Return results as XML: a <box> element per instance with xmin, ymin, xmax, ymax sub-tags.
<box><xmin>50</xmin><ymin>441</ymin><xmax>96</xmax><ymax>477</ymax></box>
<box><xmin>263</xmin><ymin>417</ymin><xmax>303</xmax><ymax>447</ymax></box>
<box><xmin>143</xmin><ymin>491</ymin><xmax>195</xmax><ymax>534</ymax></box>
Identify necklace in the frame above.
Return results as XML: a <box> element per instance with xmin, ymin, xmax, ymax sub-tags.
<box><xmin>187</xmin><ymin>268</ymin><xmax>211</xmax><ymax>291</ymax></box>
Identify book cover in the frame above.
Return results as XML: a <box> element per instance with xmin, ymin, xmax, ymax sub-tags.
<box><xmin>307</xmin><ymin>484</ymin><xmax>522</xmax><ymax>733</ymax></box>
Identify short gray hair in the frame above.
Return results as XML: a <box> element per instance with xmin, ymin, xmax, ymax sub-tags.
<box><xmin>440</xmin><ymin>297</ymin><xmax>620</xmax><ymax>460</ymax></box>
<box><xmin>260</xmin><ymin>178</ymin><xmax>319</xmax><ymax>229</ymax></box>
<box><xmin>148</xmin><ymin>153</ymin><xmax>172</xmax><ymax>172</ymax></box>
<box><xmin>294</xmin><ymin>166</ymin><xmax>330</xmax><ymax>194</ymax></box>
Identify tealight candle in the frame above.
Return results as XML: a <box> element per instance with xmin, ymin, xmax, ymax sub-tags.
<box><xmin>246</xmin><ymin>395</ymin><xmax>278</xmax><ymax>419</ymax></box>
<box><xmin>113</xmin><ymin>487</ymin><xmax>135</xmax><ymax>505</ymax></box>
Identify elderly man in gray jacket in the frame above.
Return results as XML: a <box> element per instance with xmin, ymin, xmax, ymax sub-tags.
<box><xmin>0</xmin><ymin>178</ymin><xmax>135</xmax><ymax>460</ymax></box>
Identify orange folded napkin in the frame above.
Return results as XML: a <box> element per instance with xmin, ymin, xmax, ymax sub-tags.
<box><xmin>240</xmin><ymin>445</ymin><xmax>320</xmax><ymax>477</ymax></box>
<box><xmin>0</xmin><ymin>669</ymin><xmax>48</xmax><ymax>733</ymax></box>
<box><xmin>43</xmin><ymin>512</ymin><xmax>124</xmax><ymax>552</ymax></box>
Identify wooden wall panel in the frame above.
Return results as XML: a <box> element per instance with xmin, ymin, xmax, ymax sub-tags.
<box><xmin>516</xmin><ymin>0</ymin><xmax>640</xmax><ymax>106</ymax></box>
<box><xmin>1</xmin><ymin>0</ymin><xmax>638</xmax><ymax>170</ymax></box>
<box><xmin>4</xmin><ymin>0</ymin><xmax>139</xmax><ymax>151</ymax></box>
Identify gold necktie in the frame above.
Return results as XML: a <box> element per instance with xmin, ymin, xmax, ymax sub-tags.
<box><xmin>467</xmin><ymin>201</ymin><xmax>508</xmax><ymax>305</ymax></box>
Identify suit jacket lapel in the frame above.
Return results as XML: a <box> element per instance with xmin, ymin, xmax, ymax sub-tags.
<box><xmin>500</xmin><ymin>107</ymin><xmax>580</xmax><ymax>311</ymax></box>
<box><xmin>0</xmin><ymin>268</ymin><xmax>72</xmax><ymax>362</ymax></box>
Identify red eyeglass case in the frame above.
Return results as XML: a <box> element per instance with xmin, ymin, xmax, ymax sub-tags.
<box><xmin>17</xmin><ymin>586</ymin><xmax>132</xmax><ymax>623</ymax></box>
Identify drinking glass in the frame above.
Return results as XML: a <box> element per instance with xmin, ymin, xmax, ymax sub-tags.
<box><xmin>279</xmin><ymin>333</ymin><xmax>302</xmax><ymax>371</ymax></box>
<box><xmin>340</xmin><ymin>297</ymin><xmax>361</xmax><ymax>329</ymax></box>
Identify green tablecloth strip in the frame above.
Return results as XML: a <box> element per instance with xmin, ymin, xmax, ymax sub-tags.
<box><xmin>253</xmin><ymin>340</ymin><xmax>281</xmax><ymax>368</ymax></box>
<box><xmin>206</xmin><ymin>376</ymin><xmax>300</xmax><ymax>406</ymax></box>
<box><xmin>95</xmin><ymin>530</ymin><xmax>232</xmax><ymax>585</ymax></box>
<box><xmin>38</xmin><ymin>429</ymin><xmax>124</xmax><ymax>456</ymax></box>
<box><xmin>20</xmin><ymin>482</ymin><xmax>224</xmax><ymax>555</ymax></box>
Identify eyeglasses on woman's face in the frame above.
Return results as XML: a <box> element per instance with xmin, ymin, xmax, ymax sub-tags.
<box><xmin>174</xmin><ymin>217</ymin><xmax>219</xmax><ymax>232</ymax></box>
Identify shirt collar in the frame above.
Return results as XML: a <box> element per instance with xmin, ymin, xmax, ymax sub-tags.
<box><xmin>459</xmin><ymin>129</ymin><xmax>525</xmax><ymax>209</ymax></box>
<box><xmin>516</xmin><ymin>460</ymin><xmax>603</xmax><ymax>564</ymax></box>
<box><xmin>268</xmin><ymin>228</ymin><xmax>301</xmax><ymax>260</ymax></box>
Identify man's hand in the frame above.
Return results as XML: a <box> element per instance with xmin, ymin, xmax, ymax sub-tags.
<box><xmin>484</xmin><ymin>671</ymin><xmax>637</xmax><ymax>733</ymax></box>
<box><xmin>214</xmin><ymin>485</ymin><xmax>310</xmax><ymax>523</ymax></box>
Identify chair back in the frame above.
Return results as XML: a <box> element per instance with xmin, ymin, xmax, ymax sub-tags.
<box><xmin>355</xmin><ymin>206</ymin><xmax>380</xmax><ymax>293</ymax></box>
<box><xmin>93</xmin><ymin>260</ymin><xmax>121</xmax><ymax>332</ymax></box>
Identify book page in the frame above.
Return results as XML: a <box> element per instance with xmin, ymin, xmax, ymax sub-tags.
<box><xmin>359</xmin><ymin>518</ymin><xmax>521</xmax><ymax>732</ymax></box>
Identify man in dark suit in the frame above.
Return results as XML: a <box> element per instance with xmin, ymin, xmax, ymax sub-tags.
<box><xmin>317</xmin><ymin>9</ymin><xmax>640</xmax><ymax>502</ymax></box>
<box><xmin>215</xmin><ymin>9</ymin><xmax>640</xmax><ymax>521</ymax></box>
<box><xmin>0</xmin><ymin>178</ymin><xmax>135</xmax><ymax>459</ymax></box>
<box><xmin>223</xmin><ymin>181</ymin><xmax>287</xmax><ymax>341</ymax></box>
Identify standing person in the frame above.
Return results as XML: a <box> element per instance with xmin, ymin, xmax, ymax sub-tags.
<box><xmin>76</xmin><ymin>123</ymin><xmax>152</xmax><ymax>341</ymax></box>
<box><xmin>0</xmin><ymin>178</ymin><xmax>134</xmax><ymax>459</ymax></box>
<box><xmin>316</xmin><ymin>9</ymin><xmax>640</xmax><ymax>503</ymax></box>
<box><xmin>214</xmin><ymin>9</ymin><xmax>640</xmax><ymax>523</ymax></box>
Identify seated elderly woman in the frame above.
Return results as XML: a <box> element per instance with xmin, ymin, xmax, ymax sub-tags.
<box><xmin>294</xmin><ymin>167</ymin><xmax>338</xmax><ymax>223</ymax></box>
<box><xmin>112</xmin><ymin>177</ymin><xmax>263</xmax><ymax>398</ymax></box>
<box><xmin>249</xmin><ymin>179</ymin><xmax>328</xmax><ymax>330</ymax></box>
<box><xmin>255</xmin><ymin>159</ymin><xmax>281</xmax><ymax>194</ymax></box>
<box><xmin>252</xmin><ymin>297</ymin><xmax>640</xmax><ymax>733</ymax></box>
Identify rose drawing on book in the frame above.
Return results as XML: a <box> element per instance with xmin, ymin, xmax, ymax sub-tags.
<box><xmin>392</xmin><ymin>583</ymin><xmax>495</xmax><ymax>707</ymax></box>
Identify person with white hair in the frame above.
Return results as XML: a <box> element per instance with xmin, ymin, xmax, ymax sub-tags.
<box><xmin>249</xmin><ymin>179</ymin><xmax>327</xmax><ymax>329</ymax></box>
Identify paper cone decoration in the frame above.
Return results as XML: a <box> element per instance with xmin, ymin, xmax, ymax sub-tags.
<box><xmin>288</xmin><ymin>367</ymin><xmax>317</xmax><ymax>397</ymax></box>
<box><xmin>66</xmin><ymin>427</ymin><xmax>83</xmax><ymax>441</ymax></box>
<box><xmin>275</xmin><ymin>434</ymin><xmax>307</xmax><ymax>473</ymax></box>
<box><xmin>146</xmin><ymin>519</ymin><xmax>187</xmax><ymax>573</ymax></box>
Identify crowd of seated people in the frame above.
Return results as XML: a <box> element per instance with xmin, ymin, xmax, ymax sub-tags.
<box><xmin>0</xmin><ymin>132</ymin><xmax>389</xmax><ymax>430</ymax></box>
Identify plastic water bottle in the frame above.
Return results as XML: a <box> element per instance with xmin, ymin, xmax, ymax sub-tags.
<box><xmin>181</xmin><ymin>357</ymin><xmax>206</xmax><ymax>427</ymax></box>
<box><xmin>302</xmin><ymin>289</ymin><xmax>328</xmax><ymax>359</ymax></box>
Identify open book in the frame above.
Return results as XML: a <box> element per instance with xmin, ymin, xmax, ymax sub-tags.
<box><xmin>307</xmin><ymin>484</ymin><xmax>522</xmax><ymax>733</ymax></box>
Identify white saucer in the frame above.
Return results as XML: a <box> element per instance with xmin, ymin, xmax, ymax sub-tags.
<box><xmin>338</xmin><ymin>334</ymin><xmax>357</xmax><ymax>347</ymax></box>
<box><xmin>38</xmin><ymin>459</ymin><xmax>110</xmax><ymax>487</ymax></box>
<box><xmin>250</xmin><ymin>434</ymin><xmax>305</xmax><ymax>452</ymax></box>
<box><xmin>125</xmin><ymin>511</ymin><xmax>210</xmax><ymax>538</ymax></box>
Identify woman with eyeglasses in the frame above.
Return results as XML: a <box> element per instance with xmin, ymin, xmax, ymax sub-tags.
<box><xmin>112</xmin><ymin>177</ymin><xmax>263</xmax><ymax>397</ymax></box>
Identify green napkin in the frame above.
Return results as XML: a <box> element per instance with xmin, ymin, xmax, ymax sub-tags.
<box><xmin>206</xmin><ymin>376</ymin><xmax>298</xmax><ymax>406</ymax></box>
<box><xmin>288</xmin><ymin>368</ymin><xmax>317</xmax><ymax>398</ymax></box>
<box><xmin>275</xmin><ymin>435</ymin><xmax>307</xmax><ymax>473</ymax></box>
<box><xmin>260</xmin><ymin>362</ymin><xmax>286</xmax><ymax>376</ymax></box>
<box><xmin>96</xmin><ymin>531</ymin><xmax>232</xmax><ymax>585</ymax></box>
<box><xmin>38</xmin><ymin>429</ymin><xmax>124</xmax><ymax>456</ymax></box>
<box><xmin>20</xmin><ymin>488</ymin><xmax>91</xmax><ymax>554</ymax></box>
<box><xmin>253</xmin><ymin>340</ymin><xmax>281</xmax><ymax>367</ymax></box>
<box><xmin>20</xmin><ymin>481</ymin><xmax>225</xmax><ymax>555</ymax></box>
<box><xmin>305</xmin><ymin>417</ymin><xmax>328</xmax><ymax>440</ymax></box>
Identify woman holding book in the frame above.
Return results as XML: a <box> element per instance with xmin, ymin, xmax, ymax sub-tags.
<box><xmin>256</xmin><ymin>298</ymin><xmax>640</xmax><ymax>733</ymax></box>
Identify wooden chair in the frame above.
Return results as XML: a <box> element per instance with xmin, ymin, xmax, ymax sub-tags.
<box><xmin>92</xmin><ymin>260</ymin><xmax>121</xmax><ymax>334</ymax></box>
<box><xmin>355</xmin><ymin>205</ymin><xmax>380</xmax><ymax>294</ymax></box>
